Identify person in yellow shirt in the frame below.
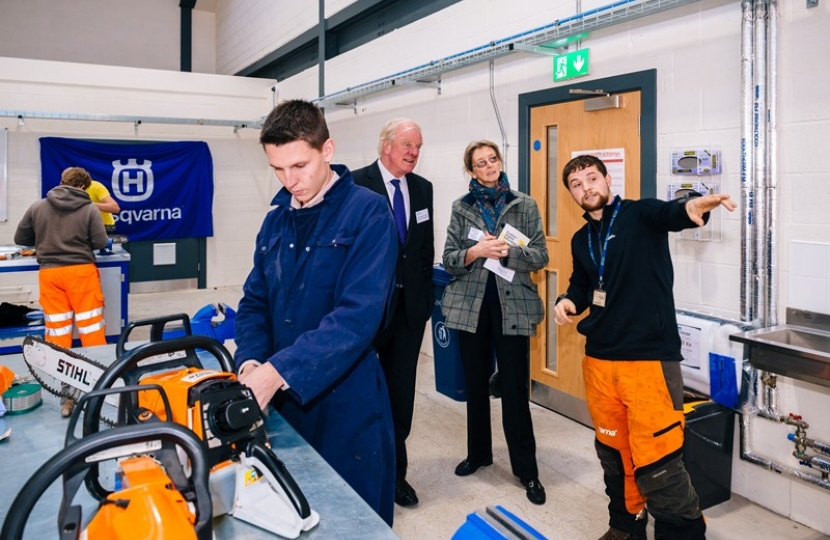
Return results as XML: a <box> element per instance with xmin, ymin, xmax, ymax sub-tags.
<box><xmin>86</xmin><ymin>180</ymin><xmax>120</xmax><ymax>233</ymax></box>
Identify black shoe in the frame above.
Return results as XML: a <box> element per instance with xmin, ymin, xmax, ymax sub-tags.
<box><xmin>522</xmin><ymin>478</ymin><xmax>546</xmax><ymax>505</ymax></box>
<box><xmin>394</xmin><ymin>478</ymin><xmax>419</xmax><ymax>507</ymax></box>
<box><xmin>598</xmin><ymin>527</ymin><xmax>646</xmax><ymax>540</ymax></box>
<box><xmin>454</xmin><ymin>458</ymin><xmax>493</xmax><ymax>477</ymax></box>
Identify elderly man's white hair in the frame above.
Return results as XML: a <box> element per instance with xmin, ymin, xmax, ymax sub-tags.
<box><xmin>377</xmin><ymin>118</ymin><xmax>421</xmax><ymax>156</ymax></box>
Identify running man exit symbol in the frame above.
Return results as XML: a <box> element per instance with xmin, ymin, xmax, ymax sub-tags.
<box><xmin>553</xmin><ymin>49</ymin><xmax>590</xmax><ymax>82</ymax></box>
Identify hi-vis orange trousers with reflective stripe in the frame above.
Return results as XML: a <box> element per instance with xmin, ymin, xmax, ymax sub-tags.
<box><xmin>583</xmin><ymin>356</ymin><xmax>686</xmax><ymax>516</ymax></box>
<box><xmin>39</xmin><ymin>263</ymin><xmax>107</xmax><ymax>348</ymax></box>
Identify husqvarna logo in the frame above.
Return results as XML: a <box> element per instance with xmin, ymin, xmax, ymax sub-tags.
<box><xmin>598</xmin><ymin>427</ymin><xmax>617</xmax><ymax>437</ymax></box>
<box><xmin>435</xmin><ymin>321</ymin><xmax>451</xmax><ymax>348</ymax></box>
<box><xmin>112</xmin><ymin>159</ymin><xmax>154</xmax><ymax>202</ymax></box>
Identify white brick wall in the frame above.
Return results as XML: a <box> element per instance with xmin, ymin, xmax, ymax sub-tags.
<box><xmin>2</xmin><ymin>0</ymin><xmax>830</xmax><ymax>530</ymax></box>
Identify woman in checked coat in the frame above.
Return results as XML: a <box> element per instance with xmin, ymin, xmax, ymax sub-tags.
<box><xmin>441</xmin><ymin>139</ymin><xmax>549</xmax><ymax>505</ymax></box>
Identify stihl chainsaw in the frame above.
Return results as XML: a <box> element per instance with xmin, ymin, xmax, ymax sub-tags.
<box><xmin>21</xmin><ymin>332</ymin><xmax>320</xmax><ymax>538</ymax></box>
<box><xmin>1</xmin><ymin>399</ymin><xmax>214</xmax><ymax>540</ymax></box>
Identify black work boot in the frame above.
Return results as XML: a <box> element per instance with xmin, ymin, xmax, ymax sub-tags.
<box><xmin>654</xmin><ymin>515</ymin><xmax>706</xmax><ymax>540</ymax></box>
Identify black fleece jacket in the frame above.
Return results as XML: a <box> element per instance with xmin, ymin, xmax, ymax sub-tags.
<box><xmin>561</xmin><ymin>195</ymin><xmax>707</xmax><ymax>361</ymax></box>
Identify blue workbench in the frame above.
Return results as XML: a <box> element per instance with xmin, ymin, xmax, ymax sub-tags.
<box><xmin>0</xmin><ymin>248</ymin><xmax>130</xmax><ymax>354</ymax></box>
<box><xmin>0</xmin><ymin>344</ymin><xmax>399</xmax><ymax>539</ymax></box>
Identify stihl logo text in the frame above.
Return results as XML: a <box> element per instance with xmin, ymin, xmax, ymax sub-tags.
<box><xmin>57</xmin><ymin>359</ymin><xmax>91</xmax><ymax>387</ymax></box>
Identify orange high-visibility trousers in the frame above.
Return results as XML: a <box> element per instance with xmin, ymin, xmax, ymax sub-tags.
<box><xmin>39</xmin><ymin>263</ymin><xmax>107</xmax><ymax>348</ymax></box>
<box><xmin>583</xmin><ymin>356</ymin><xmax>686</xmax><ymax>514</ymax></box>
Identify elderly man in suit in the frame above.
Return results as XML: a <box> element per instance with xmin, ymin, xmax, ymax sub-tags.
<box><xmin>352</xmin><ymin>118</ymin><xmax>435</xmax><ymax>507</ymax></box>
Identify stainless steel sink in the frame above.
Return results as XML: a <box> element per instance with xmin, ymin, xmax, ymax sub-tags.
<box><xmin>730</xmin><ymin>308</ymin><xmax>830</xmax><ymax>388</ymax></box>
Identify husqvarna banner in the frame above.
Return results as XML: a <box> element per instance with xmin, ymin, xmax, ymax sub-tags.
<box><xmin>39</xmin><ymin>137</ymin><xmax>214</xmax><ymax>241</ymax></box>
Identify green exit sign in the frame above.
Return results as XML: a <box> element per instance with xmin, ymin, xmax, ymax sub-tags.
<box><xmin>553</xmin><ymin>49</ymin><xmax>590</xmax><ymax>82</ymax></box>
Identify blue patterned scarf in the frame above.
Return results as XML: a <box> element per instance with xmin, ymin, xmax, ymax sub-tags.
<box><xmin>469</xmin><ymin>172</ymin><xmax>510</xmax><ymax>234</ymax></box>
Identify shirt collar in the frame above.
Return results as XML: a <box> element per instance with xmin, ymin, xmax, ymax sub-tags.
<box><xmin>377</xmin><ymin>159</ymin><xmax>406</xmax><ymax>186</ymax></box>
<box><xmin>290</xmin><ymin>169</ymin><xmax>340</xmax><ymax>209</ymax></box>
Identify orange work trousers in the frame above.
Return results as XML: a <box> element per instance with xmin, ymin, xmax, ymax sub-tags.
<box><xmin>583</xmin><ymin>355</ymin><xmax>686</xmax><ymax>517</ymax></box>
<box><xmin>39</xmin><ymin>263</ymin><xmax>107</xmax><ymax>348</ymax></box>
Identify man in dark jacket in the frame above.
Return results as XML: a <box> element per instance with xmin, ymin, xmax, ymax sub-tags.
<box><xmin>233</xmin><ymin>100</ymin><xmax>399</xmax><ymax>525</ymax></box>
<box><xmin>15</xmin><ymin>167</ymin><xmax>109</xmax><ymax>348</ymax></box>
<box><xmin>553</xmin><ymin>155</ymin><xmax>735</xmax><ymax>540</ymax></box>
<box><xmin>352</xmin><ymin>118</ymin><xmax>434</xmax><ymax>507</ymax></box>
<box><xmin>15</xmin><ymin>167</ymin><xmax>109</xmax><ymax>416</ymax></box>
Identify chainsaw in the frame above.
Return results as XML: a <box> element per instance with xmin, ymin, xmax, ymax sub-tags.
<box><xmin>1</xmin><ymin>401</ymin><xmax>214</xmax><ymax>540</ymax></box>
<box><xmin>22</xmin><ymin>332</ymin><xmax>320</xmax><ymax>538</ymax></box>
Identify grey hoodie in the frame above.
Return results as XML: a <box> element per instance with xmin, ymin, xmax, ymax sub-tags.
<box><xmin>14</xmin><ymin>185</ymin><xmax>109</xmax><ymax>269</ymax></box>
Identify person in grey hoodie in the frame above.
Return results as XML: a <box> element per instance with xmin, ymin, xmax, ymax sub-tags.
<box><xmin>15</xmin><ymin>166</ymin><xmax>109</xmax><ymax>416</ymax></box>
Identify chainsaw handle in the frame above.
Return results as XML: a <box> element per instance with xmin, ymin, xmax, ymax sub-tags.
<box><xmin>246</xmin><ymin>440</ymin><xmax>312</xmax><ymax>519</ymax></box>
<box><xmin>72</xmin><ymin>384</ymin><xmax>173</xmax><ymax>443</ymax></box>
<box><xmin>104</xmin><ymin>334</ymin><xmax>235</xmax><ymax>387</ymax></box>
<box><xmin>115</xmin><ymin>313</ymin><xmax>193</xmax><ymax>357</ymax></box>
<box><xmin>0</xmin><ymin>423</ymin><xmax>214</xmax><ymax>540</ymax></box>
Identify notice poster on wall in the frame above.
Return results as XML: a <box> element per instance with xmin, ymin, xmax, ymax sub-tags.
<box><xmin>571</xmin><ymin>148</ymin><xmax>625</xmax><ymax>200</ymax></box>
<box><xmin>0</xmin><ymin>128</ymin><xmax>7</xmax><ymax>222</ymax></box>
<box><xmin>678</xmin><ymin>323</ymin><xmax>703</xmax><ymax>370</ymax></box>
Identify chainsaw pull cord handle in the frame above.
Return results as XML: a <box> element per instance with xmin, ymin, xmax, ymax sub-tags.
<box><xmin>246</xmin><ymin>440</ymin><xmax>312</xmax><ymax>519</ymax></box>
<box><xmin>115</xmin><ymin>312</ymin><xmax>193</xmax><ymax>358</ymax></box>
<box><xmin>0</xmin><ymin>423</ymin><xmax>214</xmax><ymax>540</ymax></box>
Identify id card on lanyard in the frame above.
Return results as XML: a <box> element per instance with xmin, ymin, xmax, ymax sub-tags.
<box><xmin>588</xmin><ymin>199</ymin><xmax>620</xmax><ymax>308</ymax></box>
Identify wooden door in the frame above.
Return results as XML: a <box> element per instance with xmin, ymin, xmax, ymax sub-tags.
<box><xmin>528</xmin><ymin>92</ymin><xmax>642</xmax><ymax>426</ymax></box>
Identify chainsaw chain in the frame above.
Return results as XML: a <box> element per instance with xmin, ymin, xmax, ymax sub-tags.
<box><xmin>23</xmin><ymin>337</ymin><xmax>117</xmax><ymax>427</ymax></box>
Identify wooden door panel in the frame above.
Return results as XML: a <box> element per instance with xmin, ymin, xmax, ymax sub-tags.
<box><xmin>529</xmin><ymin>92</ymin><xmax>642</xmax><ymax>411</ymax></box>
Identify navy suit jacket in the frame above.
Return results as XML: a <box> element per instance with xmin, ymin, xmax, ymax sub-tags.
<box><xmin>352</xmin><ymin>160</ymin><xmax>435</xmax><ymax>329</ymax></box>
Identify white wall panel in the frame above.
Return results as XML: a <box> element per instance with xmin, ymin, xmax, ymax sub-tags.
<box><xmin>0</xmin><ymin>0</ymin><xmax>215</xmax><ymax>73</ymax></box>
<box><xmin>2</xmin><ymin>0</ymin><xmax>830</xmax><ymax>530</ymax></box>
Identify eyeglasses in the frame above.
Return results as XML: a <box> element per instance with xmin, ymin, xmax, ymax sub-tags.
<box><xmin>472</xmin><ymin>156</ymin><xmax>500</xmax><ymax>169</ymax></box>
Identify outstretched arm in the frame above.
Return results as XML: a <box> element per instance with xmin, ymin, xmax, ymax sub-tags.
<box><xmin>686</xmin><ymin>193</ymin><xmax>736</xmax><ymax>226</ymax></box>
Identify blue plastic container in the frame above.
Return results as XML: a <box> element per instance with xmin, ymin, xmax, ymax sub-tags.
<box><xmin>432</xmin><ymin>264</ymin><xmax>467</xmax><ymax>402</ymax></box>
<box><xmin>451</xmin><ymin>505</ymin><xmax>548</xmax><ymax>539</ymax></box>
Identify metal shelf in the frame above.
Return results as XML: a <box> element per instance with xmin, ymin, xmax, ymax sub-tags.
<box><xmin>314</xmin><ymin>0</ymin><xmax>702</xmax><ymax>108</ymax></box>
<box><xmin>0</xmin><ymin>110</ymin><xmax>264</xmax><ymax>131</ymax></box>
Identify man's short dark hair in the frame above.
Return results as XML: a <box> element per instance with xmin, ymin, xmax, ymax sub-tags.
<box><xmin>259</xmin><ymin>99</ymin><xmax>330</xmax><ymax>150</ymax></box>
<box><xmin>562</xmin><ymin>155</ymin><xmax>608</xmax><ymax>188</ymax></box>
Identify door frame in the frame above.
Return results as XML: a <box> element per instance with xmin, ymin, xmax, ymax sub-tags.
<box><xmin>518</xmin><ymin>69</ymin><xmax>657</xmax><ymax>196</ymax></box>
<box><xmin>517</xmin><ymin>69</ymin><xmax>658</xmax><ymax>424</ymax></box>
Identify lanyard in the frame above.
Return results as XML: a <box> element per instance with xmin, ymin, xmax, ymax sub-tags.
<box><xmin>587</xmin><ymin>198</ymin><xmax>621</xmax><ymax>291</ymax></box>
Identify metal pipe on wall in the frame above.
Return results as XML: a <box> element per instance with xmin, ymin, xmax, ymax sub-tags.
<box><xmin>766</xmin><ymin>0</ymin><xmax>779</xmax><ymax>326</ymax></box>
<box><xmin>741</xmin><ymin>368</ymin><xmax>830</xmax><ymax>491</ymax></box>
<box><xmin>739</xmin><ymin>0</ymin><xmax>755</xmax><ymax>324</ymax></box>
<box><xmin>753</xmin><ymin>0</ymin><xmax>768</xmax><ymax>327</ymax></box>
<box><xmin>489</xmin><ymin>60</ymin><xmax>508</xmax><ymax>166</ymax></box>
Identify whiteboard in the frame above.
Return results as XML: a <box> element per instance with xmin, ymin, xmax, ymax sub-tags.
<box><xmin>0</xmin><ymin>128</ymin><xmax>6</xmax><ymax>222</ymax></box>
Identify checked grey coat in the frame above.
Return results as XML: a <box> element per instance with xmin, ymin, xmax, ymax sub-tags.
<box><xmin>441</xmin><ymin>189</ymin><xmax>548</xmax><ymax>336</ymax></box>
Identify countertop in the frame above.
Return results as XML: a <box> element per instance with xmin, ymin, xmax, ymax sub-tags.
<box><xmin>0</xmin><ymin>343</ymin><xmax>399</xmax><ymax>539</ymax></box>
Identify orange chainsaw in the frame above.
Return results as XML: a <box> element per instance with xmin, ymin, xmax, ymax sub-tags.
<box><xmin>29</xmin><ymin>332</ymin><xmax>319</xmax><ymax>538</ymax></box>
<box><xmin>0</xmin><ymin>397</ymin><xmax>213</xmax><ymax>540</ymax></box>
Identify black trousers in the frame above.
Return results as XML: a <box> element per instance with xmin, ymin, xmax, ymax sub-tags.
<box><xmin>375</xmin><ymin>293</ymin><xmax>427</xmax><ymax>481</ymax></box>
<box><xmin>457</xmin><ymin>288</ymin><xmax>538</xmax><ymax>481</ymax></box>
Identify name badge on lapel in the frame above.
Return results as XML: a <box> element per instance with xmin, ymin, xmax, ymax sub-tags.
<box><xmin>415</xmin><ymin>208</ymin><xmax>430</xmax><ymax>224</ymax></box>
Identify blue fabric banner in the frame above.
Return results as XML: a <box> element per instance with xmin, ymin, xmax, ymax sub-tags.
<box><xmin>39</xmin><ymin>137</ymin><xmax>214</xmax><ymax>241</ymax></box>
